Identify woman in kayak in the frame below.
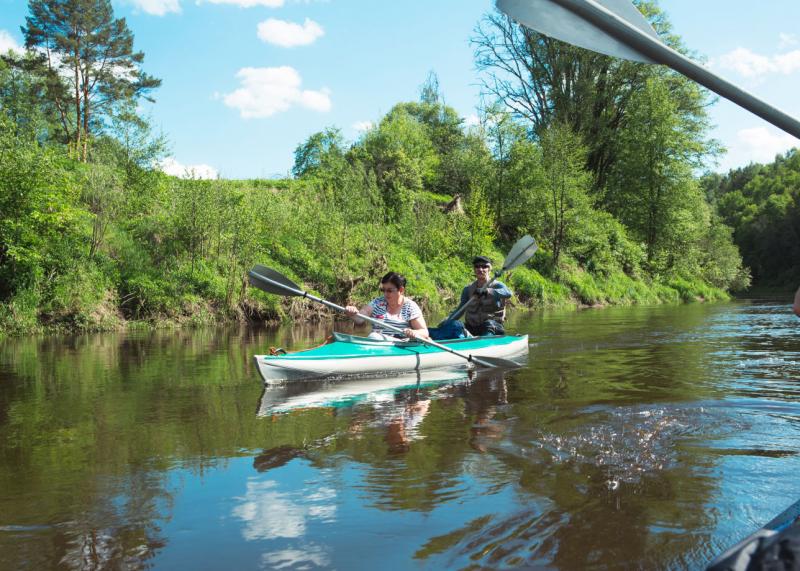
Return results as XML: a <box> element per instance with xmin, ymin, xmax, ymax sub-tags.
<box><xmin>345</xmin><ymin>272</ymin><xmax>430</xmax><ymax>341</ymax></box>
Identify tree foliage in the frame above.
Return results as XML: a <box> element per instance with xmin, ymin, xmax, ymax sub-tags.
<box><xmin>704</xmin><ymin>149</ymin><xmax>800</xmax><ymax>285</ymax></box>
<box><xmin>472</xmin><ymin>1</ymin><xmax>717</xmax><ymax>194</ymax></box>
<box><xmin>0</xmin><ymin>2</ymin><xmax>754</xmax><ymax>335</ymax></box>
<box><xmin>22</xmin><ymin>0</ymin><xmax>161</xmax><ymax>160</ymax></box>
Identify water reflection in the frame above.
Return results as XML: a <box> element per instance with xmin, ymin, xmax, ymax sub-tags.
<box><xmin>256</xmin><ymin>368</ymin><xmax>474</xmax><ymax>416</ymax></box>
<box><xmin>233</xmin><ymin>479</ymin><xmax>337</xmax><ymax>540</ymax></box>
<box><xmin>1</xmin><ymin>301</ymin><xmax>800</xmax><ymax>569</ymax></box>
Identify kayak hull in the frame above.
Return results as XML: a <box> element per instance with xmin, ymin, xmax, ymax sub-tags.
<box><xmin>253</xmin><ymin>333</ymin><xmax>529</xmax><ymax>384</ymax></box>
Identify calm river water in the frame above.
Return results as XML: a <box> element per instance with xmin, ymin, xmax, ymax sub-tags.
<box><xmin>1</xmin><ymin>300</ymin><xmax>799</xmax><ymax>570</ymax></box>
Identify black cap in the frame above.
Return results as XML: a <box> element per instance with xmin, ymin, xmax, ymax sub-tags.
<box><xmin>472</xmin><ymin>255</ymin><xmax>492</xmax><ymax>266</ymax></box>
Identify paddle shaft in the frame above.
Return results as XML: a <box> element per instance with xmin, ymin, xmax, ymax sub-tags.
<box><xmin>546</xmin><ymin>0</ymin><xmax>800</xmax><ymax>139</ymax></box>
<box><xmin>249</xmin><ymin>270</ymin><xmax>502</xmax><ymax>367</ymax></box>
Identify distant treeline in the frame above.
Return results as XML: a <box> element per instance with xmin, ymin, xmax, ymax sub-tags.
<box><xmin>702</xmin><ymin>150</ymin><xmax>800</xmax><ymax>287</ymax></box>
<box><xmin>0</xmin><ymin>0</ymin><xmax>775</xmax><ymax>336</ymax></box>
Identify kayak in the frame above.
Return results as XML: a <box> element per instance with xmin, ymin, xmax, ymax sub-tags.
<box><xmin>706</xmin><ymin>497</ymin><xmax>800</xmax><ymax>570</ymax></box>
<box><xmin>253</xmin><ymin>332</ymin><xmax>529</xmax><ymax>384</ymax></box>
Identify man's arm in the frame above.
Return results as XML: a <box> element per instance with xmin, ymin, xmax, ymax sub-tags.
<box><xmin>459</xmin><ymin>286</ymin><xmax>470</xmax><ymax>308</ymax></box>
<box><xmin>489</xmin><ymin>281</ymin><xmax>513</xmax><ymax>300</ymax></box>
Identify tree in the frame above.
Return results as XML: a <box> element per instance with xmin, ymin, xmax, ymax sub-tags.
<box><xmin>471</xmin><ymin>2</ymin><xmax>715</xmax><ymax>194</ymax></box>
<box><xmin>606</xmin><ymin>79</ymin><xmax>707</xmax><ymax>273</ymax></box>
<box><xmin>0</xmin><ymin>52</ymin><xmax>60</xmax><ymax>142</ymax></box>
<box><xmin>292</xmin><ymin>127</ymin><xmax>347</xmax><ymax>178</ymax></box>
<box><xmin>22</xmin><ymin>0</ymin><xmax>161</xmax><ymax>160</ymax></box>
<box><xmin>384</xmin><ymin>79</ymin><xmax>474</xmax><ymax>198</ymax></box>
<box><xmin>358</xmin><ymin>109</ymin><xmax>438</xmax><ymax>222</ymax></box>
<box><xmin>538</xmin><ymin>122</ymin><xmax>593</xmax><ymax>270</ymax></box>
<box><xmin>479</xmin><ymin>105</ymin><xmax>539</xmax><ymax>238</ymax></box>
<box><xmin>0</xmin><ymin>115</ymin><xmax>86</xmax><ymax>302</ymax></box>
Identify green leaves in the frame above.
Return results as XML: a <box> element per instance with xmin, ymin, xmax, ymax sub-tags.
<box><xmin>22</xmin><ymin>0</ymin><xmax>161</xmax><ymax>160</ymax></box>
<box><xmin>0</xmin><ymin>118</ymin><xmax>87</xmax><ymax>301</ymax></box>
<box><xmin>705</xmin><ymin>149</ymin><xmax>800</xmax><ymax>285</ymax></box>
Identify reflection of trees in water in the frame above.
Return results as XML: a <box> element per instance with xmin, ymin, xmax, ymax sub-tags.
<box><xmin>2</xmin><ymin>469</ymin><xmax>172</xmax><ymax>571</ymax></box>
<box><xmin>0</xmin><ymin>325</ymin><xmax>330</xmax><ymax>569</ymax></box>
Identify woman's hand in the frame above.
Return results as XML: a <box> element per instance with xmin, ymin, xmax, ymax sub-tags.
<box><xmin>403</xmin><ymin>328</ymin><xmax>417</xmax><ymax>339</ymax></box>
<box><xmin>346</xmin><ymin>305</ymin><xmax>368</xmax><ymax>325</ymax></box>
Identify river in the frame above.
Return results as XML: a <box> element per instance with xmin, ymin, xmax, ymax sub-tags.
<box><xmin>1</xmin><ymin>299</ymin><xmax>799</xmax><ymax>570</ymax></box>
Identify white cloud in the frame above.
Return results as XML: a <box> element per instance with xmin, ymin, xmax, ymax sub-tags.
<box><xmin>779</xmin><ymin>33</ymin><xmax>798</xmax><ymax>49</ymax></box>
<box><xmin>257</xmin><ymin>18</ymin><xmax>324</xmax><ymax>48</ymax></box>
<box><xmin>160</xmin><ymin>157</ymin><xmax>219</xmax><ymax>179</ymax></box>
<box><xmin>222</xmin><ymin>66</ymin><xmax>331</xmax><ymax>118</ymax></box>
<box><xmin>716</xmin><ymin>47</ymin><xmax>800</xmax><ymax>79</ymax></box>
<box><xmin>352</xmin><ymin>120</ymin><xmax>373</xmax><ymax>132</ymax></box>
<box><xmin>721</xmin><ymin>127</ymin><xmax>799</xmax><ymax>169</ymax></box>
<box><xmin>129</xmin><ymin>0</ymin><xmax>181</xmax><ymax>15</ymax></box>
<box><xmin>203</xmin><ymin>0</ymin><xmax>284</xmax><ymax>7</ymax></box>
<box><xmin>773</xmin><ymin>51</ymin><xmax>800</xmax><ymax>74</ymax></box>
<box><xmin>0</xmin><ymin>30</ymin><xmax>22</xmax><ymax>55</ymax></box>
<box><xmin>464</xmin><ymin>114</ymin><xmax>480</xmax><ymax>127</ymax></box>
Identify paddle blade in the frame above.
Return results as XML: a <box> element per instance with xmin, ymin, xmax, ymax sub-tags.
<box><xmin>502</xmin><ymin>235</ymin><xmax>538</xmax><ymax>272</ymax></box>
<box><xmin>496</xmin><ymin>0</ymin><xmax>658</xmax><ymax>63</ymax></box>
<box><xmin>249</xmin><ymin>265</ymin><xmax>304</xmax><ymax>296</ymax></box>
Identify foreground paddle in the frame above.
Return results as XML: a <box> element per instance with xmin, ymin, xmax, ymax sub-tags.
<box><xmin>496</xmin><ymin>0</ymin><xmax>800</xmax><ymax>139</ymax></box>
<box><xmin>247</xmin><ymin>266</ymin><xmax>520</xmax><ymax>369</ymax></box>
<box><xmin>445</xmin><ymin>234</ymin><xmax>538</xmax><ymax>323</ymax></box>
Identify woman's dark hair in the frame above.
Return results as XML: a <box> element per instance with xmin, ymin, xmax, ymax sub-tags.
<box><xmin>380</xmin><ymin>271</ymin><xmax>406</xmax><ymax>290</ymax></box>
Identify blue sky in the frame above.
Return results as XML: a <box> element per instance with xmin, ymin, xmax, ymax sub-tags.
<box><xmin>1</xmin><ymin>0</ymin><xmax>799</xmax><ymax>179</ymax></box>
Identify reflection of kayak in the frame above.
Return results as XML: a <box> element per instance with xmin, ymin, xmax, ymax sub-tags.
<box><xmin>253</xmin><ymin>332</ymin><xmax>529</xmax><ymax>384</ymax></box>
<box><xmin>707</xmin><ymin>497</ymin><xmax>800</xmax><ymax>570</ymax></box>
<box><xmin>256</xmin><ymin>368</ymin><xmax>475</xmax><ymax>416</ymax></box>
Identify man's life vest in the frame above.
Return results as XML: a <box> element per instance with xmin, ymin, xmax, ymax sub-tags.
<box><xmin>463</xmin><ymin>282</ymin><xmax>507</xmax><ymax>328</ymax></box>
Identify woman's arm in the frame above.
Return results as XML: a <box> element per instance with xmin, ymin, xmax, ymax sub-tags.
<box><xmin>345</xmin><ymin>303</ymin><xmax>373</xmax><ymax>325</ymax></box>
<box><xmin>405</xmin><ymin>316</ymin><xmax>430</xmax><ymax>340</ymax></box>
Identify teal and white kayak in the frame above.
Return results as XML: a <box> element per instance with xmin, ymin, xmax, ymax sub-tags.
<box><xmin>253</xmin><ymin>332</ymin><xmax>529</xmax><ymax>384</ymax></box>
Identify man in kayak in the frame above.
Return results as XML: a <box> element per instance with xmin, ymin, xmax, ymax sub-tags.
<box><xmin>460</xmin><ymin>256</ymin><xmax>513</xmax><ymax>336</ymax></box>
<box><xmin>345</xmin><ymin>272</ymin><xmax>430</xmax><ymax>341</ymax></box>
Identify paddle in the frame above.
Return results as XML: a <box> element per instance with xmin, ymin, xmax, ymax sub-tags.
<box><xmin>444</xmin><ymin>234</ymin><xmax>538</xmax><ymax>323</ymax></box>
<box><xmin>496</xmin><ymin>0</ymin><xmax>800</xmax><ymax>139</ymax></box>
<box><xmin>247</xmin><ymin>265</ymin><xmax>520</xmax><ymax>369</ymax></box>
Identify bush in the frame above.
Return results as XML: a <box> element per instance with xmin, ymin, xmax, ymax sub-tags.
<box><xmin>0</xmin><ymin>287</ymin><xmax>41</xmax><ymax>336</ymax></box>
<box><xmin>510</xmin><ymin>267</ymin><xmax>572</xmax><ymax>306</ymax></box>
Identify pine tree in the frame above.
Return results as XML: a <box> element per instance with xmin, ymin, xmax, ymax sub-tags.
<box><xmin>22</xmin><ymin>0</ymin><xmax>161</xmax><ymax>160</ymax></box>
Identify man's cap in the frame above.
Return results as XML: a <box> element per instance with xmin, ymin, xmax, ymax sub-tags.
<box><xmin>472</xmin><ymin>255</ymin><xmax>492</xmax><ymax>266</ymax></box>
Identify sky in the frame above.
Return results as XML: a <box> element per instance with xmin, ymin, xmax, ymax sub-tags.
<box><xmin>1</xmin><ymin>0</ymin><xmax>799</xmax><ymax>180</ymax></box>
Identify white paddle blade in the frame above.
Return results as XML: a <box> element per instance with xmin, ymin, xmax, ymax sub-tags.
<box><xmin>502</xmin><ymin>235</ymin><xmax>538</xmax><ymax>271</ymax></box>
<box><xmin>496</xmin><ymin>0</ymin><xmax>658</xmax><ymax>63</ymax></box>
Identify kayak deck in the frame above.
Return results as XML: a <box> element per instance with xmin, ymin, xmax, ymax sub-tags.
<box><xmin>253</xmin><ymin>333</ymin><xmax>529</xmax><ymax>384</ymax></box>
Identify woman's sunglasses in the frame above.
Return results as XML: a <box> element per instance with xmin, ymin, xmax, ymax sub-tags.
<box><xmin>379</xmin><ymin>287</ymin><xmax>398</xmax><ymax>293</ymax></box>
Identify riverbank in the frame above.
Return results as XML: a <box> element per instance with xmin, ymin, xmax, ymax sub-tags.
<box><xmin>0</xmin><ymin>263</ymin><xmax>730</xmax><ymax>338</ymax></box>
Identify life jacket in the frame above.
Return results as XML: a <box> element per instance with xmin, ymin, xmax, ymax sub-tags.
<box><xmin>463</xmin><ymin>281</ymin><xmax>507</xmax><ymax>328</ymax></box>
